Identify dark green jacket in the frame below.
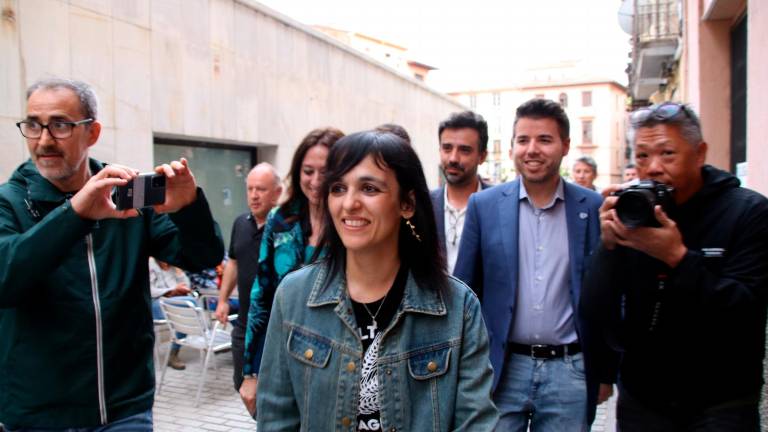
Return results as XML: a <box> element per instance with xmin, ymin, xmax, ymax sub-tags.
<box><xmin>0</xmin><ymin>159</ymin><xmax>224</xmax><ymax>428</ymax></box>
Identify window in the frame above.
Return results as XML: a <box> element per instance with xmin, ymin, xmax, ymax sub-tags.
<box><xmin>492</xmin><ymin>92</ymin><xmax>501</xmax><ymax>106</ymax></box>
<box><xmin>469</xmin><ymin>94</ymin><xmax>477</xmax><ymax>108</ymax></box>
<box><xmin>582</xmin><ymin>91</ymin><xmax>592</xmax><ymax>107</ymax></box>
<box><xmin>582</xmin><ymin>120</ymin><xmax>593</xmax><ymax>143</ymax></box>
<box><xmin>559</xmin><ymin>92</ymin><xmax>568</xmax><ymax>107</ymax></box>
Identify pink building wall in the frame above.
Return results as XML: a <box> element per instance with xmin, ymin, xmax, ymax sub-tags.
<box><xmin>747</xmin><ymin>1</ymin><xmax>768</xmax><ymax>195</ymax></box>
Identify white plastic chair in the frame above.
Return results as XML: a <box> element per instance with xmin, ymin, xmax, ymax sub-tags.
<box><xmin>157</xmin><ymin>297</ymin><xmax>232</xmax><ymax>407</ymax></box>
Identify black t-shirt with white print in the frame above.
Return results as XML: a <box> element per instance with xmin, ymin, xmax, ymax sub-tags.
<box><xmin>350</xmin><ymin>265</ymin><xmax>408</xmax><ymax>432</ymax></box>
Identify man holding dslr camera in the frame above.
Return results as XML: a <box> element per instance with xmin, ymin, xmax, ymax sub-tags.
<box><xmin>0</xmin><ymin>78</ymin><xmax>224</xmax><ymax>430</ymax></box>
<box><xmin>581</xmin><ymin>102</ymin><xmax>768</xmax><ymax>431</ymax></box>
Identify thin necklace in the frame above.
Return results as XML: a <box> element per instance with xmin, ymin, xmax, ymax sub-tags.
<box><xmin>361</xmin><ymin>291</ymin><xmax>389</xmax><ymax>328</ymax></box>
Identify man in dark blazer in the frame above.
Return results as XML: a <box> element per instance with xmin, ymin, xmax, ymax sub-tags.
<box><xmin>430</xmin><ymin>111</ymin><xmax>489</xmax><ymax>273</ymax></box>
<box><xmin>454</xmin><ymin>99</ymin><xmax>609</xmax><ymax>431</ymax></box>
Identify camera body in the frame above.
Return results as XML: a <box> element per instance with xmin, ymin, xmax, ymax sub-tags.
<box><xmin>613</xmin><ymin>180</ymin><xmax>674</xmax><ymax>228</ymax></box>
<box><xmin>113</xmin><ymin>173</ymin><xmax>166</xmax><ymax>210</ymax></box>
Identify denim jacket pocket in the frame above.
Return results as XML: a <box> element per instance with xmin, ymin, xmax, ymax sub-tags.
<box><xmin>287</xmin><ymin>328</ymin><xmax>332</xmax><ymax>368</ymax></box>
<box><xmin>407</xmin><ymin>346</ymin><xmax>452</xmax><ymax>380</ymax></box>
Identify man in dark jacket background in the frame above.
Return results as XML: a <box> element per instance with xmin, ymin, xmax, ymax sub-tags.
<box><xmin>0</xmin><ymin>78</ymin><xmax>224</xmax><ymax>429</ymax></box>
<box><xmin>581</xmin><ymin>102</ymin><xmax>768</xmax><ymax>431</ymax></box>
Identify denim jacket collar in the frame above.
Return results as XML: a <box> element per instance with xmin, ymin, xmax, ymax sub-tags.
<box><xmin>306</xmin><ymin>262</ymin><xmax>447</xmax><ymax>317</ymax></box>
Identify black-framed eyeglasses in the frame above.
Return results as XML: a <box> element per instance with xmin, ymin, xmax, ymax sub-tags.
<box><xmin>16</xmin><ymin>118</ymin><xmax>94</xmax><ymax>139</ymax></box>
<box><xmin>630</xmin><ymin>102</ymin><xmax>696</xmax><ymax>127</ymax></box>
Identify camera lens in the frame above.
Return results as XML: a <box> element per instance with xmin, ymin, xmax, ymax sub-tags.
<box><xmin>615</xmin><ymin>190</ymin><xmax>655</xmax><ymax>228</ymax></box>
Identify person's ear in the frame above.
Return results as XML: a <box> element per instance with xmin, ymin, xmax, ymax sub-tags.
<box><xmin>87</xmin><ymin>121</ymin><xmax>101</xmax><ymax>148</ymax></box>
<box><xmin>400</xmin><ymin>190</ymin><xmax>416</xmax><ymax>219</ymax></box>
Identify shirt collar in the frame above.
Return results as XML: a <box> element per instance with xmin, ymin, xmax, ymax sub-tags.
<box><xmin>444</xmin><ymin>178</ymin><xmax>483</xmax><ymax>213</ymax></box>
<box><xmin>307</xmin><ymin>262</ymin><xmax>446</xmax><ymax>316</ymax></box>
<box><xmin>519</xmin><ymin>177</ymin><xmax>565</xmax><ymax>210</ymax></box>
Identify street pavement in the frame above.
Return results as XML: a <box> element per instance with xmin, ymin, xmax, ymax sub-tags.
<box><xmin>152</xmin><ymin>339</ymin><xmax>618</xmax><ymax>431</ymax></box>
<box><xmin>153</xmin><ymin>335</ymin><xmax>256</xmax><ymax>431</ymax></box>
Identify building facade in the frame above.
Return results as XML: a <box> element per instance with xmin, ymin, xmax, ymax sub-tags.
<box><xmin>449</xmin><ymin>81</ymin><xmax>628</xmax><ymax>188</ymax></box>
<box><xmin>0</xmin><ymin>0</ymin><xmax>463</xmax><ymax>246</ymax></box>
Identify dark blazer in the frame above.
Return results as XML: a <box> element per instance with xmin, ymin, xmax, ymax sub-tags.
<box><xmin>453</xmin><ymin>178</ymin><xmax>603</xmax><ymax>423</ymax></box>
<box><xmin>430</xmin><ymin>179</ymin><xmax>491</xmax><ymax>258</ymax></box>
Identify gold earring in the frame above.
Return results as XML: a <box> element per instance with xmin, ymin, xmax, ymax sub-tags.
<box><xmin>405</xmin><ymin>218</ymin><xmax>422</xmax><ymax>242</ymax></box>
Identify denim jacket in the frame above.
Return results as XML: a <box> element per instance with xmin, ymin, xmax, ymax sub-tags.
<box><xmin>256</xmin><ymin>261</ymin><xmax>499</xmax><ymax>431</ymax></box>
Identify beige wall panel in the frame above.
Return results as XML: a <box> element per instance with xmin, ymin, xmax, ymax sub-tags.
<box><xmin>210</xmin><ymin>0</ymin><xmax>234</xmax><ymax>51</ymax></box>
<box><xmin>115</xmin><ymin>128</ymin><xmax>153</xmax><ymax>170</ymax></box>
<box><xmin>112</xmin><ymin>0</ymin><xmax>150</xmax><ymax>28</ymax></box>
<box><xmin>70</xmin><ymin>6</ymin><xmax>115</xmax><ymax>128</ymax></box>
<box><xmin>180</xmin><ymin>41</ymin><xmax>212</xmax><ymax>137</ymax></box>
<box><xmin>210</xmin><ymin>47</ymin><xmax>236</xmax><ymax>139</ymax></box>
<box><xmin>70</xmin><ymin>0</ymin><xmax>110</xmax><ymax>16</ymax></box>
<box><xmin>89</xmin><ymin>126</ymin><xmax>115</xmax><ymax>163</ymax></box>
<box><xmin>1</xmin><ymin>0</ymin><xmax>23</xmax><ymax>119</ymax></box>
<box><xmin>150</xmin><ymin>29</ymin><xmax>184</xmax><ymax>133</ymax></box>
<box><xmin>113</xmin><ymin>20</ymin><xmax>151</xmax><ymax>132</ymax></box>
<box><xmin>233</xmin><ymin>57</ymin><xmax>261</xmax><ymax>143</ymax></box>
<box><xmin>19</xmin><ymin>0</ymin><xmax>70</xmax><ymax>83</ymax></box>
<box><xmin>0</xmin><ymin>118</ymin><xmax>26</xmax><ymax>180</ymax></box>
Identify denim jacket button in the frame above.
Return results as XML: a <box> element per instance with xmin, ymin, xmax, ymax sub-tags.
<box><xmin>427</xmin><ymin>361</ymin><xmax>438</xmax><ymax>372</ymax></box>
<box><xmin>341</xmin><ymin>416</ymin><xmax>351</xmax><ymax>427</ymax></box>
<box><xmin>304</xmin><ymin>349</ymin><xmax>314</xmax><ymax>360</ymax></box>
<box><xmin>347</xmin><ymin>361</ymin><xmax>356</xmax><ymax>372</ymax></box>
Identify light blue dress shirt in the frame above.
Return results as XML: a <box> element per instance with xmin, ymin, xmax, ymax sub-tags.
<box><xmin>508</xmin><ymin>178</ymin><xmax>578</xmax><ymax>345</ymax></box>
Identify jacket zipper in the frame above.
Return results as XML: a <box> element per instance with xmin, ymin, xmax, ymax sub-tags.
<box><xmin>86</xmin><ymin>234</ymin><xmax>108</xmax><ymax>424</ymax></box>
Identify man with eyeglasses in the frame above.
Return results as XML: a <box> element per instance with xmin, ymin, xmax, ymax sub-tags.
<box><xmin>430</xmin><ymin>111</ymin><xmax>490</xmax><ymax>273</ymax></box>
<box><xmin>581</xmin><ymin>102</ymin><xmax>768</xmax><ymax>431</ymax></box>
<box><xmin>0</xmin><ymin>78</ymin><xmax>224</xmax><ymax>430</ymax></box>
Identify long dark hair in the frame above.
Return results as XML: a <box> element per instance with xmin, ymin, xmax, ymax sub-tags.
<box><xmin>279</xmin><ymin>127</ymin><xmax>345</xmax><ymax>227</ymax></box>
<box><xmin>318</xmin><ymin>130</ymin><xmax>448</xmax><ymax>294</ymax></box>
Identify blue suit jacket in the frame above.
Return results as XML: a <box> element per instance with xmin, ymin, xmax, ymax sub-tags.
<box><xmin>453</xmin><ymin>178</ymin><xmax>603</xmax><ymax>422</ymax></box>
<box><xmin>430</xmin><ymin>180</ymin><xmax>491</xmax><ymax>258</ymax></box>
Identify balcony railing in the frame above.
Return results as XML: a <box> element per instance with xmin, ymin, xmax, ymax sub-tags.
<box><xmin>634</xmin><ymin>0</ymin><xmax>681</xmax><ymax>43</ymax></box>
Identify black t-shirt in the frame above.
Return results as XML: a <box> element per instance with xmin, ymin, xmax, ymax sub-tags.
<box><xmin>350</xmin><ymin>265</ymin><xmax>408</xmax><ymax>432</ymax></box>
<box><xmin>228</xmin><ymin>213</ymin><xmax>265</xmax><ymax>328</ymax></box>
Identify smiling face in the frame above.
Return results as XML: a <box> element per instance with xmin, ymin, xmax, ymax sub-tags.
<box><xmin>246</xmin><ymin>166</ymin><xmax>282</xmax><ymax>223</ymax></box>
<box><xmin>439</xmin><ymin>127</ymin><xmax>487</xmax><ymax>187</ymax></box>
<box><xmin>511</xmin><ymin>117</ymin><xmax>570</xmax><ymax>187</ymax></box>
<box><xmin>25</xmin><ymin>87</ymin><xmax>101</xmax><ymax>191</ymax></box>
<box><xmin>572</xmin><ymin>161</ymin><xmax>596</xmax><ymax>189</ymax></box>
<box><xmin>328</xmin><ymin>155</ymin><xmax>414</xmax><ymax>259</ymax></box>
<box><xmin>634</xmin><ymin>124</ymin><xmax>706</xmax><ymax>204</ymax></box>
<box><xmin>299</xmin><ymin>144</ymin><xmax>329</xmax><ymax>207</ymax></box>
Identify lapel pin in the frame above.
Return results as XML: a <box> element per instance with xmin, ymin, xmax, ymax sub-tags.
<box><xmin>579</xmin><ymin>212</ymin><xmax>588</xmax><ymax>219</ymax></box>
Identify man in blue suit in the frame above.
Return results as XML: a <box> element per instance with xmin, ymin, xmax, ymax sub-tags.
<box><xmin>430</xmin><ymin>111</ymin><xmax>489</xmax><ymax>273</ymax></box>
<box><xmin>454</xmin><ymin>99</ymin><xmax>609</xmax><ymax>431</ymax></box>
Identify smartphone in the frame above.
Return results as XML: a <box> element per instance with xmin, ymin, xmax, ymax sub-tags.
<box><xmin>113</xmin><ymin>173</ymin><xmax>166</xmax><ymax>210</ymax></box>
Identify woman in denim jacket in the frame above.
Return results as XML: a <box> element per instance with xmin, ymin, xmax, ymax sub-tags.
<box><xmin>257</xmin><ymin>131</ymin><xmax>498</xmax><ymax>431</ymax></box>
<box><xmin>241</xmin><ymin>127</ymin><xmax>345</xmax><ymax>414</ymax></box>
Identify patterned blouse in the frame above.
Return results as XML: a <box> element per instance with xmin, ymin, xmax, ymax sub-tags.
<box><xmin>243</xmin><ymin>203</ymin><xmax>321</xmax><ymax>376</ymax></box>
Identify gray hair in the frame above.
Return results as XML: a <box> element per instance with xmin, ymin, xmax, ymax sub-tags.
<box><xmin>26</xmin><ymin>78</ymin><xmax>99</xmax><ymax>120</ymax></box>
<box><xmin>630</xmin><ymin>104</ymin><xmax>703</xmax><ymax>148</ymax></box>
<box><xmin>249</xmin><ymin>162</ymin><xmax>282</xmax><ymax>188</ymax></box>
<box><xmin>574</xmin><ymin>155</ymin><xmax>597</xmax><ymax>175</ymax></box>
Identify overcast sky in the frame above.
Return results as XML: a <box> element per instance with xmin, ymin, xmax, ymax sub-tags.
<box><xmin>256</xmin><ymin>0</ymin><xmax>631</xmax><ymax>92</ymax></box>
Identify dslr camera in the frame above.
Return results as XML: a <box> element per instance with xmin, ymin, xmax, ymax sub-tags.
<box><xmin>613</xmin><ymin>180</ymin><xmax>674</xmax><ymax>228</ymax></box>
<box><xmin>113</xmin><ymin>173</ymin><xmax>166</xmax><ymax>210</ymax></box>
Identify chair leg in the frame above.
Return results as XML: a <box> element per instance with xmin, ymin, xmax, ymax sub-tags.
<box><xmin>157</xmin><ymin>341</ymin><xmax>172</xmax><ymax>395</ymax></box>
<box><xmin>195</xmin><ymin>347</ymin><xmax>215</xmax><ymax>407</ymax></box>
